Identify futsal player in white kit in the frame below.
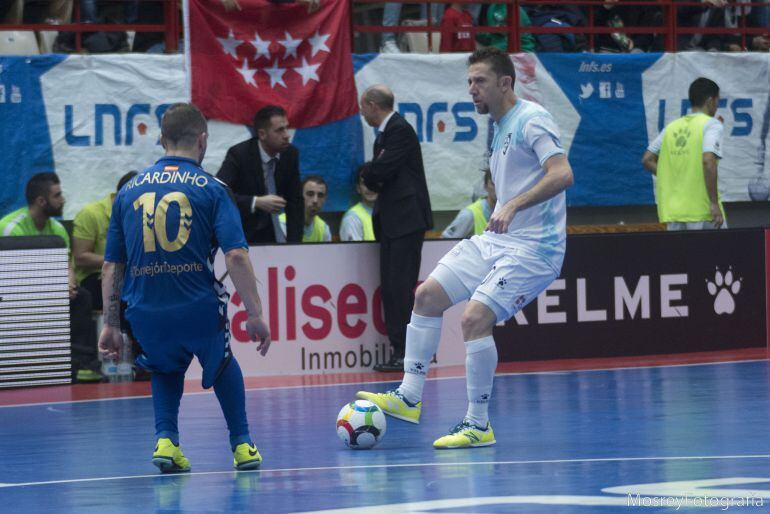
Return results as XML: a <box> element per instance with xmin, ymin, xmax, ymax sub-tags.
<box><xmin>358</xmin><ymin>47</ymin><xmax>574</xmax><ymax>449</ymax></box>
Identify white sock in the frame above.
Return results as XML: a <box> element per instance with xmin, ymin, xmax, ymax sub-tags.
<box><xmin>397</xmin><ymin>312</ymin><xmax>442</xmax><ymax>404</ymax></box>
<box><xmin>464</xmin><ymin>336</ymin><xmax>497</xmax><ymax>428</ymax></box>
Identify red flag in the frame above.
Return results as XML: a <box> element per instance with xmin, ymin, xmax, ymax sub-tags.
<box><xmin>187</xmin><ymin>0</ymin><xmax>358</xmax><ymax>128</ymax></box>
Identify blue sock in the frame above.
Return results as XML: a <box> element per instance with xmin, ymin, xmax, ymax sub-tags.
<box><xmin>151</xmin><ymin>371</ymin><xmax>185</xmax><ymax>445</ymax></box>
<box><xmin>213</xmin><ymin>357</ymin><xmax>252</xmax><ymax>450</ymax></box>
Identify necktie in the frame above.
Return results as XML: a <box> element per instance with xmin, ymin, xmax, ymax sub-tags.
<box><xmin>265</xmin><ymin>158</ymin><xmax>286</xmax><ymax>243</ymax></box>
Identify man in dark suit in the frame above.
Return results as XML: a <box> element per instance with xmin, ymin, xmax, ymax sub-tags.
<box><xmin>360</xmin><ymin>85</ymin><xmax>434</xmax><ymax>372</ymax></box>
<box><xmin>217</xmin><ymin>105</ymin><xmax>303</xmax><ymax>244</ymax></box>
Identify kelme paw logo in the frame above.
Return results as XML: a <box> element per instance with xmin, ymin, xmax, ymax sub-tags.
<box><xmin>706</xmin><ymin>267</ymin><xmax>742</xmax><ymax>315</ymax></box>
<box><xmin>673</xmin><ymin>126</ymin><xmax>691</xmax><ymax>148</ymax></box>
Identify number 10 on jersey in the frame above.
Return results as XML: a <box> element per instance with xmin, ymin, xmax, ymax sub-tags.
<box><xmin>133</xmin><ymin>192</ymin><xmax>193</xmax><ymax>252</ymax></box>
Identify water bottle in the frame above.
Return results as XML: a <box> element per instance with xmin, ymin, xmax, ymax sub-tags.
<box><xmin>101</xmin><ymin>354</ymin><xmax>118</xmax><ymax>382</ymax></box>
<box><xmin>116</xmin><ymin>332</ymin><xmax>134</xmax><ymax>382</ymax></box>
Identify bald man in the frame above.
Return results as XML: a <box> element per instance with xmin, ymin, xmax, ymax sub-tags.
<box><xmin>359</xmin><ymin>85</ymin><xmax>434</xmax><ymax>372</ymax></box>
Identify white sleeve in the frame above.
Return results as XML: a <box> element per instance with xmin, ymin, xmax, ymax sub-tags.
<box><xmin>322</xmin><ymin>224</ymin><xmax>332</xmax><ymax>242</ymax></box>
<box><xmin>648</xmin><ymin>129</ymin><xmax>664</xmax><ymax>155</ymax></box>
<box><xmin>441</xmin><ymin>208</ymin><xmax>475</xmax><ymax>239</ymax></box>
<box><xmin>339</xmin><ymin>211</ymin><xmax>363</xmax><ymax>241</ymax></box>
<box><xmin>702</xmin><ymin>118</ymin><xmax>724</xmax><ymax>158</ymax></box>
<box><xmin>279</xmin><ymin>217</ymin><xmax>287</xmax><ymax>238</ymax></box>
<box><xmin>524</xmin><ymin>116</ymin><xmax>565</xmax><ymax>166</ymax></box>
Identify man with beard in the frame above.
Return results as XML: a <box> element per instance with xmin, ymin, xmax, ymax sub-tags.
<box><xmin>217</xmin><ymin>105</ymin><xmax>304</xmax><ymax>245</ymax></box>
<box><xmin>0</xmin><ymin>172</ymin><xmax>102</xmax><ymax>382</ymax></box>
<box><xmin>279</xmin><ymin>175</ymin><xmax>332</xmax><ymax>242</ymax></box>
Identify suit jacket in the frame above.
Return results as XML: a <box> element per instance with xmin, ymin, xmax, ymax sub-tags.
<box><xmin>216</xmin><ymin>138</ymin><xmax>303</xmax><ymax>244</ymax></box>
<box><xmin>363</xmin><ymin>112</ymin><xmax>434</xmax><ymax>240</ymax></box>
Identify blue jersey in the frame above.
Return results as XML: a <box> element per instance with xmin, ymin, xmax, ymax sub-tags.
<box><xmin>105</xmin><ymin>156</ymin><xmax>247</xmax><ymax>343</ymax></box>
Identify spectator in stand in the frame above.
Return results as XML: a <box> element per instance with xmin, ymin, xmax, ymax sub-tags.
<box><xmin>442</xmin><ymin>169</ymin><xmax>496</xmax><ymax>239</ymax></box>
<box><xmin>440</xmin><ymin>3</ymin><xmax>476</xmax><ymax>53</ymax></box>
<box><xmin>72</xmin><ymin>171</ymin><xmax>137</xmax><ymax>310</ymax></box>
<box><xmin>0</xmin><ymin>1</ymin><xmax>12</xmax><ymax>21</ymax></box>
<box><xmin>524</xmin><ymin>3</ymin><xmax>587</xmax><ymax>52</ymax></box>
<box><xmin>593</xmin><ymin>0</ymin><xmax>664</xmax><ymax>52</ymax></box>
<box><xmin>0</xmin><ymin>173</ymin><xmax>102</xmax><ymax>383</ymax></box>
<box><xmin>747</xmin><ymin>0</ymin><xmax>770</xmax><ymax>51</ymax></box>
<box><xmin>753</xmin><ymin>0</ymin><xmax>770</xmax><ymax>50</ymax></box>
<box><xmin>279</xmin><ymin>175</ymin><xmax>332</xmax><ymax>242</ymax></box>
<box><xmin>722</xmin><ymin>1</ymin><xmax>770</xmax><ymax>51</ymax></box>
<box><xmin>676</xmin><ymin>0</ymin><xmax>733</xmax><ymax>51</ymax></box>
<box><xmin>131</xmin><ymin>0</ymin><xmax>167</xmax><ymax>52</ymax></box>
<box><xmin>340</xmin><ymin>163</ymin><xmax>378</xmax><ymax>242</ymax></box>
<box><xmin>2</xmin><ymin>0</ymin><xmax>71</xmax><ymax>24</ymax></box>
<box><xmin>80</xmin><ymin>0</ymin><xmax>138</xmax><ymax>24</ymax></box>
<box><xmin>476</xmin><ymin>4</ymin><xmax>535</xmax><ymax>52</ymax></box>
<box><xmin>51</xmin><ymin>0</ymin><xmax>132</xmax><ymax>53</ymax></box>
<box><xmin>380</xmin><ymin>2</ymin><xmax>450</xmax><ymax>53</ymax></box>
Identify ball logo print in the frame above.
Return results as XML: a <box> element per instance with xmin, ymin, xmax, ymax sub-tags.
<box><xmin>336</xmin><ymin>400</ymin><xmax>387</xmax><ymax>449</ymax></box>
<box><xmin>706</xmin><ymin>267</ymin><xmax>742</xmax><ymax>315</ymax></box>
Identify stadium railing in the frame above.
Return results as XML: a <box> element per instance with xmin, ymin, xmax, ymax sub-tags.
<box><xmin>351</xmin><ymin>0</ymin><xmax>770</xmax><ymax>53</ymax></box>
<box><xmin>3</xmin><ymin>1</ymin><xmax>768</xmax><ymax>54</ymax></box>
<box><xmin>1</xmin><ymin>0</ymin><xmax>178</xmax><ymax>53</ymax></box>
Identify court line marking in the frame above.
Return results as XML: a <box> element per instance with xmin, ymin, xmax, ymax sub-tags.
<box><xmin>1</xmin><ymin>454</ymin><xmax>769</xmax><ymax>489</ymax></box>
<box><xmin>0</xmin><ymin>357</ymin><xmax>767</xmax><ymax>409</ymax></box>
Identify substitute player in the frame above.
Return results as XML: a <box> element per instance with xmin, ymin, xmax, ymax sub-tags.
<box><xmin>98</xmin><ymin>103</ymin><xmax>271</xmax><ymax>472</ymax></box>
<box><xmin>358</xmin><ymin>47</ymin><xmax>573</xmax><ymax>449</ymax></box>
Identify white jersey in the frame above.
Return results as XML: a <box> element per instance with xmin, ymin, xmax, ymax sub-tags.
<box><xmin>485</xmin><ymin>99</ymin><xmax>567</xmax><ymax>272</ymax></box>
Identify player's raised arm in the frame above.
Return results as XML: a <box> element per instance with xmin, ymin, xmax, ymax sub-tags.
<box><xmin>225</xmin><ymin>248</ymin><xmax>271</xmax><ymax>355</ymax></box>
<box><xmin>487</xmin><ymin>154</ymin><xmax>574</xmax><ymax>234</ymax></box>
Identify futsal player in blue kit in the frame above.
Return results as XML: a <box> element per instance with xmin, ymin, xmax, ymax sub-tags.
<box><xmin>98</xmin><ymin>103</ymin><xmax>271</xmax><ymax>472</ymax></box>
<box><xmin>358</xmin><ymin>48</ymin><xmax>574</xmax><ymax>448</ymax></box>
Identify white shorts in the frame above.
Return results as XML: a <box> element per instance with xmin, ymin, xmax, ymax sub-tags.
<box><xmin>429</xmin><ymin>235</ymin><xmax>560</xmax><ymax>322</ymax></box>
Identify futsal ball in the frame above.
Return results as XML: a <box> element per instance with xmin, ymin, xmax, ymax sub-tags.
<box><xmin>336</xmin><ymin>400</ymin><xmax>387</xmax><ymax>449</ymax></box>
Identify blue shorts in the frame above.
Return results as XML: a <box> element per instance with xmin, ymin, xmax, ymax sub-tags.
<box><xmin>127</xmin><ymin>302</ymin><xmax>232</xmax><ymax>389</ymax></box>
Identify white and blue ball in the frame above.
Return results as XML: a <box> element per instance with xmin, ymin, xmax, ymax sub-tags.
<box><xmin>336</xmin><ymin>400</ymin><xmax>387</xmax><ymax>449</ymax></box>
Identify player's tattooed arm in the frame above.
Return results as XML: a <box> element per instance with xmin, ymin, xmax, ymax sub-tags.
<box><xmin>98</xmin><ymin>261</ymin><xmax>125</xmax><ymax>360</ymax></box>
<box><xmin>102</xmin><ymin>262</ymin><xmax>125</xmax><ymax>329</ymax></box>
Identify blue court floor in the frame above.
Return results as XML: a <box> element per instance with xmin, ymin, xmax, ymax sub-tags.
<box><xmin>2</xmin><ymin>359</ymin><xmax>770</xmax><ymax>513</ymax></box>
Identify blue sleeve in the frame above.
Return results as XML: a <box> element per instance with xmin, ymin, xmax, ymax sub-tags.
<box><xmin>104</xmin><ymin>196</ymin><xmax>127</xmax><ymax>263</ymax></box>
<box><xmin>214</xmin><ymin>186</ymin><xmax>248</xmax><ymax>252</ymax></box>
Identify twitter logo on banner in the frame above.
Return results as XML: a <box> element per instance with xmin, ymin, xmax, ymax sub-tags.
<box><xmin>537</xmin><ymin>52</ymin><xmax>662</xmax><ymax>206</ymax></box>
<box><xmin>579</xmin><ymin>83</ymin><xmax>594</xmax><ymax>100</ymax></box>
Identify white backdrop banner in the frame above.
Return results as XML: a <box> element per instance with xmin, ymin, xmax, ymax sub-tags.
<box><xmin>185</xmin><ymin>240</ymin><xmax>467</xmax><ymax>378</ymax></box>
<box><xmin>38</xmin><ymin>54</ymin><xmax>249</xmax><ymax>219</ymax></box>
<box><xmin>3</xmin><ymin>52</ymin><xmax>769</xmax><ymax>219</ymax></box>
